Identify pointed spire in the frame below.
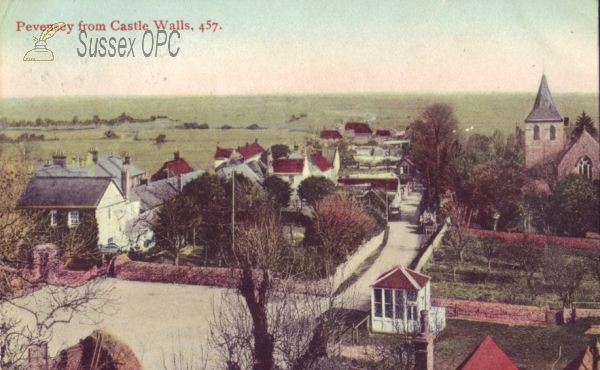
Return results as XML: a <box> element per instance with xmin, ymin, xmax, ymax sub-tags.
<box><xmin>525</xmin><ymin>74</ymin><xmax>563</xmax><ymax>123</ymax></box>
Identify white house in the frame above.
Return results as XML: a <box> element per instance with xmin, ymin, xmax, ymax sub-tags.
<box><xmin>370</xmin><ymin>265</ymin><xmax>445</xmax><ymax>334</ymax></box>
<box><xmin>18</xmin><ymin>175</ymin><xmax>139</xmax><ymax>252</ymax></box>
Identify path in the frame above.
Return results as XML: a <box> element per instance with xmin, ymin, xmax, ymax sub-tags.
<box><xmin>339</xmin><ymin>188</ymin><xmax>424</xmax><ymax>310</ymax></box>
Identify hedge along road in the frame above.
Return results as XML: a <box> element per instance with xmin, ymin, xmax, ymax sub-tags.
<box><xmin>338</xmin><ymin>188</ymin><xmax>425</xmax><ymax>310</ymax></box>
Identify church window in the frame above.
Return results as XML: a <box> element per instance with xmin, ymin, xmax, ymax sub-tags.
<box><xmin>577</xmin><ymin>156</ymin><xmax>592</xmax><ymax>179</ymax></box>
<box><xmin>550</xmin><ymin>126</ymin><xmax>556</xmax><ymax>141</ymax></box>
<box><xmin>533</xmin><ymin>125</ymin><xmax>540</xmax><ymax>141</ymax></box>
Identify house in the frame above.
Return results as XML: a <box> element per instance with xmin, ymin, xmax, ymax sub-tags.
<box><xmin>455</xmin><ymin>336</ymin><xmax>518</xmax><ymax>370</ymax></box>
<box><xmin>523</xmin><ymin>75</ymin><xmax>599</xmax><ymax>182</ymax></box>
<box><xmin>216</xmin><ymin>162</ymin><xmax>264</xmax><ymax>184</ymax></box>
<box><xmin>562</xmin><ymin>339</ymin><xmax>599</xmax><ymax>370</ymax></box>
<box><xmin>150</xmin><ymin>151</ymin><xmax>195</xmax><ymax>182</ymax></box>
<box><xmin>36</xmin><ymin>150</ymin><xmax>146</xmax><ymax>189</ymax></box>
<box><xmin>213</xmin><ymin>139</ymin><xmax>265</xmax><ymax>169</ymax></box>
<box><xmin>370</xmin><ymin>265</ymin><xmax>445</xmax><ymax>334</ymax></box>
<box><xmin>319</xmin><ymin>129</ymin><xmax>343</xmax><ymax>141</ymax></box>
<box><xmin>344</xmin><ymin>121</ymin><xmax>373</xmax><ymax>139</ymax></box>
<box><xmin>18</xmin><ymin>175</ymin><xmax>139</xmax><ymax>251</ymax></box>
<box><xmin>375</xmin><ymin>129</ymin><xmax>392</xmax><ymax>137</ymax></box>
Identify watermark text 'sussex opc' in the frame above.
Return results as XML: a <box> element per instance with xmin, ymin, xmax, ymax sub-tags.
<box><xmin>77</xmin><ymin>30</ymin><xmax>180</xmax><ymax>57</ymax></box>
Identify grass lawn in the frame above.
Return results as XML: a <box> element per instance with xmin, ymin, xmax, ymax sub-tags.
<box><xmin>435</xmin><ymin>318</ymin><xmax>600</xmax><ymax>370</ymax></box>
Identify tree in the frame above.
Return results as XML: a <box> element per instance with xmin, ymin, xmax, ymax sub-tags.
<box><xmin>571</xmin><ymin>110</ymin><xmax>598</xmax><ymax>141</ymax></box>
<box><xmin>152</xmin><ymin>194</ymin><xmax>197</xmax><ymax>265</ymax></box>
<box><xmin>270</xmin><ymin>144</ymin><xmax>290</xmax><ymax>159</ymax></box>
<box><xmin>543</xmin><ymin>249</ymin><xmax>586</xmax><ymax>307</ymax></box>
<box><xmin>297</xmin><ymin>176</ymin><xmax>335</xmax><ymax>208</ymax></box>
<box><xmin>156</xmin><ymin>133</ymin><xmax>167</xmax><ymax>145</ymax></box>
<box><xmin>263</xmin><ymin>176</ymin><xmax>292</xmax><ymax>208</ymax></box>
<box><xmin>312</xmin><ymin>194</ymin><xmax>375</xmax><ymax>276</ymax></box>
<box><xmin>547</xmin><ymin>174</ymin><xmax>599</xmax><ymax>237</ymax></box>
<box><xmin>211</xmin><ymin>199</ymin><xmax>354</xmax><ymax>370</ymax></box>
<box><xmin>408</xmin><ymin>103</ymin><xmax>459</xmax><ymax>208</ymax></box>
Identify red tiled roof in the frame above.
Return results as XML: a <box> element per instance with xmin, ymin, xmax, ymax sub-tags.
<box><xmin>375</xmin><ymin>129</ymin><xmax>391</xmax><ymax>137</ymax></box>
<box><xmin>236</xmin><ymin>142</ymin><xmax>265</xmax><ymax>160</ymax></box>
<box><xmin>320</xmin><ymin>130</ymin><xmax>343</xmax><ymax>139</ymax></box>
<box><xmin>272</xmin><ymin>158</ymin><xmax>304</xmax><ymax>174</ymax></box>
<box><xmin>151</xmin><ymin>158</ymin><xmax>195</xmax><ymax>181</ymax></box>
<box><xmin>214</xmin><ymin>146</ymin><xmax>233</xmax><ymax>159</ymax></box>
<box><xmin>456</xmin><ymin>336</ymin><xmax>518</xmax><ymax>370</ymax></box>
<box><xmin>371</xmin><ymin>265</ymin><xmax>430</xmax><ymax>290</ymax></box>
<box><xmin>345</xmin><ymin>121</ymin><xmax>373</xmax><ymax>134</ymax></box>
<box><xmin>562</xmin><ymin>346</ymin><xmax>595</xmax><ymax>370</ymax></box>
<box><xmin>313</xmin><ymin>152</ymin><xmax>333</xmax><ymax>172</ymax></box>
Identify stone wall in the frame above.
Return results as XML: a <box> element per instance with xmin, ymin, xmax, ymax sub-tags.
<box><xmin>410</xmin><ymin>223</ymin><xmax>448</xmax><ymax>272</ymax></box>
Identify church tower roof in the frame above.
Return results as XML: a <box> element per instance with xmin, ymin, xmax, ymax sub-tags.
<box><xmin>525</xmin><ymin>75</ymin><xmax>563</xmax><ymax>123</ymax></box>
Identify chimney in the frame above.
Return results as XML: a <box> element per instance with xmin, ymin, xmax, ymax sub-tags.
<box><xmin>121</xmin><ymin>164</ymin><xmax>130</xmax><ymax>199</ymax></box>
<box><xmin>87</xmin><ymin>147</ymin><xmax>99</xmax><ymax>164</ymax></box>
<box><xmin>28</xmin><ymin>342</ymin><xmax>48</xmax><ymax>370</ymax></box>
<box><xmin>413</xmin><ymin>310</ymin><xmax>434</xmax><ymax>370</ymax></box>
<box><xmin>294</xmin><ymin>144</ymin><xmax>299</xmax><ymax>152</ymax></box>
<box><xmin>267</xmin><ymin>148</ymin><xmax>273</xmax><ymax>176</ymax></box>
<box><xmin>177</xmin><ymin>174</ymin><xmax>183</xmax><ymax>191</ymax></box>
<box><xmin>124</xmin><ymin>151</ymin><xmax>131</xmax><ymax>165</ymax></box>
<box><xmin>254</xmin><ymin>138</ymin><xmax>258</xmax><ymax>143</ymax></box>
<box><xmin>174</xmin><ymin>150</ymin><xmax>180</xmax><ymax>160</ymax></box>
<box><xmin>245</xmin><ymin>141</ymin><xmax>249</xmax><ymax>147</ymax></box>
<box><xmin>52</xmin><ymin>151</ymin><xmax>67</xmax><ymax>168</ymax></box>
<box><xmin>564</xmin><ymin>117</ymin><xmax>569</xmax><ymax>127</ymax></box>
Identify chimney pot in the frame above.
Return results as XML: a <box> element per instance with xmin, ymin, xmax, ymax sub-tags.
<box><xmin>174</xmin><ymin>151</ymin><xmax>180</xmax><ymax>160</ymax></box>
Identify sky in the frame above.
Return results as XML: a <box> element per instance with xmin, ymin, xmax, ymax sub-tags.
<box><xmin>0</xmin><ymin>0</ymin><xmax>597</xmax><ymax>97</ymax></box>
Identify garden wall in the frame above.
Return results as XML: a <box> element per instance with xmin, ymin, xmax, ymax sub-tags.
<box><xmin>465</xmin><ymin>228</ymin><xmax>600</xmax><ymax>250</ymax></box>
<box><xmin>410</xmin><ymin>223</ymin><xmax>448</xmax><ymax>272</ymax></box>
<box><xmin>432</xmin><ymin>296</ymin><xmax>550</xmax><ymax>326</ymax></box>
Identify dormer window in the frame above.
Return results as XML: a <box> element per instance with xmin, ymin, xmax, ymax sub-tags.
<box><xmin>550</xmin><ymin>125</ymin><xmax>556</xmax><ymax>141</ymax></box>
<box><xmin>50</xmin><ymin>210</ymin><xmax>58</xmax><ymax>226</ymax></box>
<box><xmin>533</xmin><ymin>125</ymin><xmax>540</xmax><ymax>141</ymax></box>
<box><xmin>68</xmin><ymin>210</ymin><xmax>80</xmax><ymax>227</ymax></box>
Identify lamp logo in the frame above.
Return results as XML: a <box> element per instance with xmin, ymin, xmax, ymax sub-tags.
<box><xmin>23</xmin><ymin>22</ymin><xmax>65</xmax><ymax>61</ymax></box>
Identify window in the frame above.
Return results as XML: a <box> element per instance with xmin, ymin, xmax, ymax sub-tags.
<box><xmin>577</xmin><ymin>156</ymin><xmax>593</xmax><ymax>179</ymax></box>
<box><xmin>394</xmin><ymin>290</ymin><xmax>405</xmax><ymax>319</ymax></box>
<box><xmin>108</xmin><ymin>207</ymin><xmax>112</xmax><ymax>220</ymax></box>
<box><xmin>407</xmin><ymin>290</ymin><xmax>418</xmax><ymax>302</ymax></box>
<box><xmin>407</xmin><ymin>306</ymin><xmax>418</xmax><ymax>321</ymax></box>
<box><xmin>533</xmin><ymin>125</ymin><xmax>540</xmax><ymax>140</ymax></box>
<box><xmin>108</xmin><ymin>237</ymin><xmax>114</xmax><ymax>244</ymax></box>
<box><xmin>384</xmin><ymin>289</ymin><xmax>393</xmax><ymax>318</ymax></box>
<box><xmin>68</xmin><ymin>210</ymin><xmax>80</xmax><ymax>226</ymax></box>
<box><xmin>374</xmin><ymin>289</ymin><xmax>382</xmax><ymax>317</ymax></box>
<box><xmin>550</xmin><ymin>125</ymin><xmax>556</xmax><ymax>141</ymax></box>
<box><xmin>50</xmin><ymin>210</ymin><xmax>58</xmax><ymax>226</ymax></box>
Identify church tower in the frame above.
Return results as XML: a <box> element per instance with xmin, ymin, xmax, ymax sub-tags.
<box><xmin>524</xmin><ymin>75</ymin><xmax>566</xmax><ymax>168</ymax></box>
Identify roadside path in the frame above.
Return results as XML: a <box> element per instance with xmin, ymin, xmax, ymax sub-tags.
<box><xmin>338</xmin><ymin>189</ymin><xmax>424</xmax><ymax>310</ymax></box>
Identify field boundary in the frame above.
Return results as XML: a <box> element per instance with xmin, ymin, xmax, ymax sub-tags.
<box><xmin>465</xmin><ymin>228</ymin><xmax>600</xmax><ymax>250</ymax></box>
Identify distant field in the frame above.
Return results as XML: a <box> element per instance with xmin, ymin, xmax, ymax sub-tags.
<box><xmin>1</xmin><ymin>93</ymin><xmax>598</xmax><ymax>137</ymax></box>
<box><xmin>2</xmin><ymin>93</ymin><xmax>597</xmax><ymax>173</ymax></box>
<box><xmin>2</xmin><ymin>128</ymin><xmax>309</xmax><ymax>174</ymax></box>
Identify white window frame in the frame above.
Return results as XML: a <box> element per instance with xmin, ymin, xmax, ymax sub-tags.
<box><xmin>50</xmin><ymin>210</ymin><xmax>58</xmax><ymax>226</ymax></box>
<box><xmin>68</xmin><ymin>210</ymin><xmax>80</xmax><ymax>227</ymax></box>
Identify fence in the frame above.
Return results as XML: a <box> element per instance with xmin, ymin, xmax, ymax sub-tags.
<box><xmin>409</xmin><ymin>223</ymin><xmax>448</xmax><ymax>272</ymax></box>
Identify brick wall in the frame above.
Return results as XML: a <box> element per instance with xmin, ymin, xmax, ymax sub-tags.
<box><xmin>432</xmin><ymin>296</ymin><xmax>549</xmax><ymax>326</ymax></box>
<box><xmin>465</xmin><ymin>228</ymin><xmax>600</xmax><ymax>250</ymax></box>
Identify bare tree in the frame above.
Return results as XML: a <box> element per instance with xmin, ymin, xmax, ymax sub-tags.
<box><xmin>543</xmin><ymin>249</ymin><xmax>587</xmax><ymax>307</ymax></box>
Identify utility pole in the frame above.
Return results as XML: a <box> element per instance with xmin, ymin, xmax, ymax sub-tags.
<box><xmin>232</xmin><ymin>171</ymin><xmax>235</xmax><ymax>251</ymax></box>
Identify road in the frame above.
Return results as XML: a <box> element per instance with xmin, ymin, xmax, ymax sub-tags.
<box><xmin>339</xmin><ymin>188</ymin><xmax>425</xmax><ymax>310</ymax></box>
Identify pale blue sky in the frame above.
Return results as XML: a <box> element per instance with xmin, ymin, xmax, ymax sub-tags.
<box><xmin>0</xmin><ymin>0</ymin><xmax>597</xmax><ymax>97</ymax></box>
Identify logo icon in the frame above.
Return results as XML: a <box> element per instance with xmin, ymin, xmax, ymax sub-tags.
<box><xmin>23</xmin><ymin>22</ymin><xmax>65</xmax><ymax>61</ymax></box>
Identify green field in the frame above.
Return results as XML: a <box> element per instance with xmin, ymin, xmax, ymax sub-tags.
<box><xmin>1</xmin><ymin>93</ymin><xmax>598</xmax><ymax>135</ymax></box>
<box><xmin>1</xmin><ymin>93</ymin><xmax>597</xmax><ymax>173</ymax></box>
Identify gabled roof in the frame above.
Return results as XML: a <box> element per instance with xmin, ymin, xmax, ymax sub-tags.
<box><xmin>375</xmin><ymin>129</ymin><xmax>391</xmax><ymax>137</ymax></box>
<box><xmin>214</xmin><ymin>146</ymin><xmax>234</xmax><ymax>159</ymax></box>
<box><xmin>312</xmin><ymin>152</ymin><xmax>333</xmax><ymax>172</ymax></box>
<box><xmin>320</xmin><ymin>130</ymin><xmax>343</xmax><ymax>140</ymax></box>
<box><xmin>151</xmin><ymin>157</ymin><xmax>195</xmax><ymax>182</ymax></box>
<box><xmin>133</xmin><ymin>170</ymin><xmax>203</xmax><ymax>211</ymax></box>
<box><xmin>18</xmin><ymin>177</ymin><xmax>117</xmax><ymax>209</ymax></box>
<box><xmin>371</xmin><ymin>265</ymin><xmax>430</xmax><ymax>290</ymax></box>
<box><xmin>272</xmin><ymin>158</ymin><xmax>304</xmax><ymax>174</ymax></box>
<box><xmin>236</xmin><ymin>141</ymin><xmax>265</xmax><ymax>160</ymax></box>
<box><xmin>216</xmin><ymin>163</ymin><xmax>264</xmax><ymax>184</ymax></box>
<box><xmin>456</xmin><ymin>336</ymin><xmax>518</xmax><ymax>370</ymax></box>
<box><xmin>525</xmin><ymin>75</ymin><xmax>563</xmax><ymax>123</ymax></box>
<box><xmin>345</xmin><ymin>122</ymin><xmax>373</xmax><ymax>134</ymax></box>
<box><xmin>562</xmin><ymin>345</ymin><xmax>596</xmax><ymax>370</ymax></box>
<box><xmin>36</xmin><ymin>155</ymin><xmax>145</xmax><ymax>185</ymax></box>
